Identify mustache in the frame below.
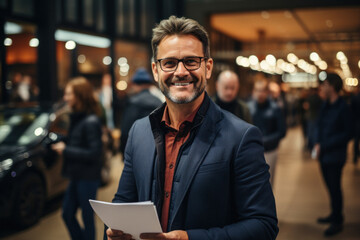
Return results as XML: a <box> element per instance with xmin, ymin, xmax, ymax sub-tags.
<box><xmin>166</xmin><ymin>75</ymin><xmax>198</xmax><ymax>83</ymax></box>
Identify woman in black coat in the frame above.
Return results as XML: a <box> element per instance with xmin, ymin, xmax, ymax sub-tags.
<box><xmin>52</xmin><ymin>77</ymin><xmax>103</xmax><ymax>240</ymax></box>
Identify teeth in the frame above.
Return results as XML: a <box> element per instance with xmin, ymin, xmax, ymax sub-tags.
<box><xmin>174</xmin><ymin>82</ymin><xmax>191</xmax><ymax>86</ymax></box>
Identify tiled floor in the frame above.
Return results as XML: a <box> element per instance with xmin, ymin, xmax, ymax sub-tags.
<box><xmin>1</xmin><ymin>126</ymin><xmax>359</xmax><ymax>240</ymax></box>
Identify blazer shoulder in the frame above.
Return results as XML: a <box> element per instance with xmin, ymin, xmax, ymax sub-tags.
<box><xmin>220</xmin><ymin>108</ymin><xmax>256</xmax><ymax>136</ymax></box>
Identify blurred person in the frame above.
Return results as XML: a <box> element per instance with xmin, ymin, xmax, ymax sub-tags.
<box><xmin>105</xmin><ymin>16</ymin><xmax>278</xmax><ymax>240</ymax></box>
<box><xmin>51</xmin><ymin>77</ymin><xmax>103</xmax><ymax>240</ymax></box>
<box><xmin>351</xmin><ymin>84</ymin><xmax>360</xmax><ymax>164</ymax></box>
<box><xmin>98</xmin><ymin>73</ymin><xmax>115</xmax><ymax>129</ymax></box>
<box><xmin>313</xmin><ymin>73</ymin><xmax>352</xmax><ymax>237</ymax></box>
<box><xmin>305</xmin><ymin>87</ymin><xmax>323</xmax><ymax>150</ymax></box>
<box><xmin>248</xmin><ymin>78</ymin><xmax>286</xmax><ymax>186</ymax></box>
<box><xmin>119</xmin><ymin>67</ymin><xmax>163</xmax><ymax>155</ymax></box>
<box><xmin>214</xmin><ymin>70</ymin><xmax>252</xmax><ymax>123</ymax></box>
<box><xmin>269</xmin><ymin>81</ymin><xmax>287</xmax><ymax>116</ymax></box>
<box><xmin>11</xmin><ymin>75</ymin><xmax>38</xmax><ymax>102</ymax></box>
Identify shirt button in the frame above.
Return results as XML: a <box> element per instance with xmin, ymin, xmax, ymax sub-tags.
<box><xmin>165</xmin><ymin>192</ymin><xmax>169</xmax><ymax>198</ymax></box>
<box><xmin>169</xmin><ymin>163</ymin><xmax>174</xmax><ymax>169</ymax></box>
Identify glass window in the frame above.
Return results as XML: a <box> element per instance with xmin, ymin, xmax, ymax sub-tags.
<box><xmin>65</xmin><ymin>0</ymin><xmax>78</xmax><ymax>23</ymax></box>
<box><xmin>129</xmin><ymin>0</ymin><xmax>135</xmax><ymax>36</ymax></box>
<box><xmin>116</xmin><ymin>0</ymin><xmax>125</xmax><ymax>35</ymax></box>
<box><xmin>0</xmin><ymin>0</ymin><xmax>7</xmax><ymax>8</ymax></box>
<box><xmin>96</xmin><ymin>0</ymin><xmax>105</xmax><ymax>32</ymax></box>
<box><xmin>83</xmin><ymin>0</ymin><xmax>94</xmax><ymax>27</ymax></box>
<box><xmin>12</xmin><ymin>0</ymin><xmax>34</xmax><ymax>17</ymax></box>
<box><xmin>5</xmin><ymin>22</ymin><xmax>39</xmax><ymax>104</ymax></box>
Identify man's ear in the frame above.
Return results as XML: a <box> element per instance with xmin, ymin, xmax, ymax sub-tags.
<box><xmin>205</xmin><ymin>58</ymin><xmax>213</xmax><ymax>80</ymax></box>
<box><xmin>152</xmin><ymin>61</ymin><xmax>159</xmax><ymax>83</ymax></box>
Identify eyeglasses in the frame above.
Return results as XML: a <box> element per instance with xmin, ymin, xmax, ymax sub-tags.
<box><xmin>156</xmin><ymin>57</ymin><xmax>207</xmax><ymax>72</ymax></box>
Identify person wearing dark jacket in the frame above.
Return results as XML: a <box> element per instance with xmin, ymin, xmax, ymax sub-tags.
<box><xmin>313</xmin><ymin>73</ymin><xmax>352</xmax><ymax>237</ymax></box>
<box><xmin>51</xmin><ymin>77</ymin><xmax>103</xmax><ymax>240</ymax></box>
<box><xmin>119</xmin><ymin>68</ymin><xmax>163</xmax><ymax>154</ymax></box>
<box><xmin>214</xmin><ymin>70</ymin><xmax>252</xmax><ymax>123</ymax></box>
<box><xmin>247</xmin><ymin>78</ymin><xmax>286</xmax><ymax>186</ymax></box>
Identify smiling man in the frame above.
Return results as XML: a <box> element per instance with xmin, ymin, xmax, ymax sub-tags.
<box><xmin>105</xmin><ymin>16</ymin><xmax>278</xmax><ymax>240</ymax></box>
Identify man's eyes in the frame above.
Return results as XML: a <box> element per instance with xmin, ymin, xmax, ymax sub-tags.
<box><xmin>163</xmin><ymin>60</ymin><xmax>177</xmax><ymax>66</ymax></box>
<box><xmin>184</xmin><ymin>59</ymin><xmax>197</xmax><ymax>65</ymax></box>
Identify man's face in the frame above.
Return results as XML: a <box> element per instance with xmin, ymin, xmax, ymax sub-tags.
<box><xmin>253</xmin><ymin>81</ymin><xmax>269</xmax><ymax>104</ymax></box>
<box><xmin>216</xmin><ymin>73</ymin><xmax>239</xmax><ymax>103</ymax></box>
<box><xmin>152</xmin><ymin>34</ymin><xmax>213</xmax><ymax>104</ymax></box>
<box><xmin>320</xmin><ymin>80</ymin><xmax>332</xmax><ymax>100</ymax></box>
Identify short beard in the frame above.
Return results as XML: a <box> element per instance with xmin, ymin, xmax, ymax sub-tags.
<box><xmin>158</xmin><ymin>75</ymin><xmax>206</xmax><ymax>104</ymax></box>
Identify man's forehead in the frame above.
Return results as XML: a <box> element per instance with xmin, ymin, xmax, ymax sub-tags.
<box><xmin>157</xmin><ymin>34</ymin><xmax>203</xmax><ymax>54</ymax></box>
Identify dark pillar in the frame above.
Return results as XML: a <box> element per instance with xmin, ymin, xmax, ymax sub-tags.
<box><xmin>0</xmin><ymin>16</ymin><xmax>8</xmax><ymax>103</ymax></box>
<box><xmin>104</xmin><ymin>0</ymin><xmax>117</xmax><ymax>124</ymax></box>
<box><xmin>36</xmin><ymin>0</ymin><xmax>58</xmax><ymax>103</ymax></box>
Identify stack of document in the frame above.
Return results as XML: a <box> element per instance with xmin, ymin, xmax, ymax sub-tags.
<box><xmin>89</xmin><ymin>199</ymin><xmax>162</xmax><ymax>240</ymax></box>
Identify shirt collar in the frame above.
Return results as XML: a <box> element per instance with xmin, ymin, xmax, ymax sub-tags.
<box><xmin>161</xmin><ymin>102</ymin><xmax>199</xmax><ymax>131</ymax></box>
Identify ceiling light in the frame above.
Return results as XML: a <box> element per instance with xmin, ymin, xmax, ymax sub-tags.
<box><xmin>309</xmin><ymin>52</ymin><xmax>320</xmax><ymax>62</ymax></box>
<box><xmin>336</xmin><ymin>51</ymin><xmax>345</xmax><ymax>61</ymax></box>
<box><xmin>4</xmin><ymin>22</ymin><xmax>22</xmax><ymax>34</ymax></box>
<box><xmin>77</xmin><ymin>54</ymin><xmax>86</xmax><ymax>64</ymax></box>
<box><xmin>319</xmin><ymin>71</ymin><xmax>327</xmax><ymax>81</ymax></box>
<box><xmin>116</xmin><ymin>80</ymin><xmax>128</xmax><ymax>91</ymax></box>
<box><xmin>265</xmin><ymin>54</ymin><xmax>276</xmax><ymax>66</ymax></box>
<box><xmin>318</xmin><ymin>61</ymin><xmax>328</xmax><ymax>70</ymax></box>
<box><xmin>236</xmin><ymin>56</ymin><xmax>250</xmax><ymax>67</ymax></box>
<box><xmin>249</xmin><ymin>55</ymin><xmax>259</xmax><ymax>65</ymax></box>
<box><xmin>358</xmin><ymin>60</ymin><xmax>360</xmax><ymax>69</ymax></box>
<box><xmin>260</xmin><ymin>60</ymin><xmax>269</xmax><ymax>71</ymax></box>
<box><xmin>236</xmin><ymin>56</ymin><xmax>243</xmax><ymax>66</ymax></box>
<box><xmin>103</xmin><ymin>56</ymin><xmax>112</xmax><ymax>65</ymax></box>
<box><xmin>287</xmin><ymin>53</ymin><xmax>298</xmax><ymax>64</ymax></box>
<box><xmin>65</xmin><ymin>40</ymin><xmax>76</xmax><ymax>50</ymax></box>
<box><xmin>29</xmin><ymin>38</ymin><xmax>39</xmax><ymax>47</ymax></box>
<box><xmin>4</xmin><ymin>38</ymin><xmax>12</xmax><ymax>46</ymax></box>
<box><xmin>55</xmin><ymin>29</ymin><xmax>111</xmax><ymax>48</ymax></box>
<box><xmin>118</xmin><ymin>57</ymin><xmax>128</xmax><ymax>66</ymax></box>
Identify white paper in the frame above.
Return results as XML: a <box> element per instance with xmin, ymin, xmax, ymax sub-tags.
<box><xmin>89</xmin><ymin>199</ymin><xmax>162</xmax><ymax>240</ymax></box>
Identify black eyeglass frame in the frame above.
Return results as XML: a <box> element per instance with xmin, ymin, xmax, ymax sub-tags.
<box><xmin>155</xmin><ymin>56</ymin><xmax>208</xmax><ymax>72</ymax></box>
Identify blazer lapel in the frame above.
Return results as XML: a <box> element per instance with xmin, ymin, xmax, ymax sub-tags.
<box><xmin>136</xmin><ymin>119</ymin><xmax>156</xmax><ymax>201</ymax></box>
<box><xmin>169</xmin><ymin>102</ymin><xmax>222</xmax><ymax>227</ymax></box>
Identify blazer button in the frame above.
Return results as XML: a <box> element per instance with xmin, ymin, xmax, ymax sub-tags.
<box><xmin>165</xmin><ymin>192</ymin><xmax>169</xmax><ymax>198</ymax></box>
<box><xmin>169</xmin><ymin>163</ymin><xmax>174</xmax><ymax>169</ymax></box>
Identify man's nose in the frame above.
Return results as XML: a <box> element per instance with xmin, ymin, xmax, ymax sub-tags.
<box><xmin>174</xmin><ymin>61</ymin><xmax>189</xmax><ymax>77</ymax></box>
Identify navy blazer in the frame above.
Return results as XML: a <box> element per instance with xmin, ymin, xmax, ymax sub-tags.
<box><xmin>112</xmin><ymin>96</ymin><xmax>278</xmax><ymax>240</ymax></box>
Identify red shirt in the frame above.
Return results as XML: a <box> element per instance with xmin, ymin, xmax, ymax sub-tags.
<box><xmin>160</xmin><ymin>106</ymin><xmax>198</xmax><ymax>232</ymax></box>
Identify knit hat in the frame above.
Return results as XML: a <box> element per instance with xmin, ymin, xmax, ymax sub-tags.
<box><xmin>131</xmin><ymin>68</ymin><xmax>153</xmax><ymax>84</ymax></box>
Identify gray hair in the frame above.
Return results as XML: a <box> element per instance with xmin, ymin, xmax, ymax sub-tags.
<box><xmin>151</xmin><ymin>16</ymin><xmax>210</xmax><ymax>61</ymax></box>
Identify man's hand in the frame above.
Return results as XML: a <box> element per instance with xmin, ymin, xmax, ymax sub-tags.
<box><xmin>106</xmin><ymin>228</ymin><xmax>135</xmax><ymax>240</ymax></box>
<box><xmin>312</xmin><ymin>143</ymin><xmax>321</xmax><ymax>159</ymax></box>
<box><xmin>140</xmin><ymin>230</ymin><xmax>188</xmax><ymax>240</ymax></box>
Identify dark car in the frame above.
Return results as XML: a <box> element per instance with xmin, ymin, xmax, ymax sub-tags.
<box><xmin>0</xmin><ymin>103</ymin><xmax>113</xmax><ymax>228</ymax></box>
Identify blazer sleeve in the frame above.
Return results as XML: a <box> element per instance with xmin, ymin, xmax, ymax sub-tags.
<box><xmin>63</xmin><ymin>117</ymin><xmax>102</xmax><ymax>163</ymax></box>
<box><xmin>187</xmin><ymin>126</ymin><xmax>278</xmax><ymax>240</ymax></box>
<box><xmin>113</xmin><ymin>121</ymin><xmax>139</xmax><ymax>203</ymax></box>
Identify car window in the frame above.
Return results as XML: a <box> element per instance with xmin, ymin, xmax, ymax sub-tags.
<box><xmin>0</xmin><ymin>109</ymin><xmax>49</xmax><ymax>146</ymax></box>
<box><xmin>18</xmin><ymin>113</ymin><xmax>49</xmax><ymax>145</ymax></box>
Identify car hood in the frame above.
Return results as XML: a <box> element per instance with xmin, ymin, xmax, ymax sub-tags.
<box><xmin>0</xmin><ymin>145</ymin><xmax>28</xmax><ymax>160</ymax></box>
